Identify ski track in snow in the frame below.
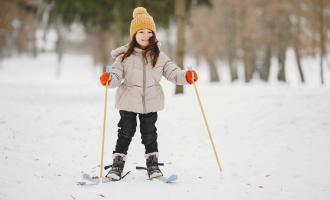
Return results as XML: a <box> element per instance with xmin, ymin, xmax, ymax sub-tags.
<box><xmin>0</xmin><ymin>53</ymin><xmax>330</xmax><ymax>200</ymax></box>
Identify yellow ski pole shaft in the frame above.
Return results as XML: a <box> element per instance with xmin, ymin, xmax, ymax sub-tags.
<box><xmin>100</xmin><ymin>67</ymin><xmax>112</xmax><ymax>178</ymax></box>
<box><xmin>190</xmin><ymin>70</ymin><xmax>222</xmax><ymax>172</ymax></box>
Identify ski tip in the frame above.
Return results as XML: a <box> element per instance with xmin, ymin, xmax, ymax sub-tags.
<box><xmin>82</xmin><ymin>173</ymin><xmax>90</xmax><ymax>179</ymax></box>
<box><xmin>165</xmin><ymin>174</ymin><xmax>178</xmax><ymax>183</ymax></box>
<box><xmin>82</xmin><ymin>173</ymin><xmax>101</xmax><ymax>185</ymax></box>
<box><xmin>170</xmin><ymin>174</ymin><xmax>178</xmax><ymax>179</ymax></box>
<box><xmin>156</xmin><ymin>174</ymin><xmax>178</xmax><ymax>183</ymax></box>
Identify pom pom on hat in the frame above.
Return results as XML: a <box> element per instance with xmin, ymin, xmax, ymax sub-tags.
<box><xmin>130</xmin><ymin>7</ymin><xmax>156</xmax><ymax>39</ymax></box>
<box><xmin>133</xmin><ymin>7</ymin><xmax>148</xmax><ymax>18</ymax></box>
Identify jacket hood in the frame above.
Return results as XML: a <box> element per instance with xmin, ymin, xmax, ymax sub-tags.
<box><xmin>111</xmin><ymin>45</ymin><xmax>128</xmax><ymax>59</ymax></box>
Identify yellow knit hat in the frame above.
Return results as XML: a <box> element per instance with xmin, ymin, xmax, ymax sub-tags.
<box><xmin>130</xmin><ymin>7</ymin><xmax>156</xmax><ymax>39</ymax></box>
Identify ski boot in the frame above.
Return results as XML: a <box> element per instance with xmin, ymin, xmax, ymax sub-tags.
<box><xmin>146</xmin><ymin>153</ymin><xmax>163</xmax><ymax>179</ymax></box>
<box><xmin>106</xmin><ymin>153</ymin><xmax>126</xmax><ymax>181</ymax></box>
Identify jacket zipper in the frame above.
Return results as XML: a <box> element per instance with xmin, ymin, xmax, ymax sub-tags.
<box><xmin>142</xmin><ymin>57</ymin><xmax>147</xmax><ymax>113</ymax></box>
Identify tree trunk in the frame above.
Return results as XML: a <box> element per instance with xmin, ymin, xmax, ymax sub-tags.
<box><xmin>225</xmin><ymin>0</ymin><xmax>238</xmax><ymax>82</ymax></box>
<box><xmin>292</xmin><ymin>5</ymin><xmax>305</xmax><ymax>83</ymax></box>
<box><xmin>228</xmin><ymin>49</ymin><xmax>238</xmax><ymax>81</ymax></box>
<box><xmin>260</xmin><ymin>45</ymin><xmax>272</xmax><ymax>81</ymax></box>
<box><xmin>55</xmin><ymin>19</ymin><xmax>63</xmax><ymax>77</ymax></box>
<box><xmin>206</xmin><ymin>57</ymin><xmax>220</xmax><ymax>82</ymax></box>
<box><xmin>275</xmin><ymin>3</ymin><xmax>289</xmax><ymax>82</ymax></box>
<box><xmin>294</xmin><ymin>42</ymin><xmax>305</xmax><ymax>83</ymax></box>
<box><xmin>319</xmin><ymin>0</ymin><xmax>325</xmax><ymax>85</ymax></box>
<box><xmin>277</xmin><ymin>28</ymin><xmax>288</xmax><ymax>82</ymax></box>
<box><xmin>244</xmin><ymin>53</ymin><xmax>255</xmax><ymax>82</ymax></box>
<box><xmin>175</xmin><ymin>0</ymin><xmax>185</xmax><ymax>94</ymax></box>
<box><xmin>277</xmin><ymin>46</ymin><xmax>287</xmax><ymax>82</ymax></box>
<box><xmin>243</xmin><ymin>41</ymin><xmax>256</xmax><ymax>82</ymax></box>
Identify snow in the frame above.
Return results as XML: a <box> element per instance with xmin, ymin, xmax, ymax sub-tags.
<box><xmin>1</xmin><ymin>53</ymin><xmax>330</xmax><ymax>200</ymax></box>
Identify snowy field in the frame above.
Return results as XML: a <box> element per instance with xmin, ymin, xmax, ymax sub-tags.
<box><xmin>1</xmin><ymin>53</ymin><xmax>330</xmax><ymax>200</ymax></box>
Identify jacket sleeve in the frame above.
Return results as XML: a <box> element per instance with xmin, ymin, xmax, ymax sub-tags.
<box><xmin>161</xmin><ymin>53</ymin><xmax>189</xmax><ymax>85</ymax></box>
<box><xmin>108</xmin><ymin>56</ymin><xmax>124</xmax><ymax>88</ymax></box>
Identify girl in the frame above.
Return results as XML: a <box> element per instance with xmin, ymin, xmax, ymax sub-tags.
<box><xmin>100</xmin><ymin>7</ymin><xmax>198</xmax><ymax>180</ymax></box>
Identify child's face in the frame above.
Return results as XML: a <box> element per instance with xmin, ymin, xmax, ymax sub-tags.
<box><xmin>135</xmin><ymin>29</ymin><xmax>153</xmax><ymax>48</ymax></box>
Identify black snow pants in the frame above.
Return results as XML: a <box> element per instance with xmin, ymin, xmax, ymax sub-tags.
<box><xmin>113</xmin><ymin>110</ymin><xmax>158</xmax><ymax>155</ymax></box>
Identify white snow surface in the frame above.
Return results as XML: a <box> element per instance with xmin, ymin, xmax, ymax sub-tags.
<box><xmin>1</xmin><ymin>53</ymin><xmax>330</xmax><ymax>200</ymax></box>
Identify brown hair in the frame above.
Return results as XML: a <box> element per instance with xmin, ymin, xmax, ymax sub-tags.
<box><xmin>121</xmin><ymin>32</ymin><xmax>160</xmax><ymax>67</ymax></box>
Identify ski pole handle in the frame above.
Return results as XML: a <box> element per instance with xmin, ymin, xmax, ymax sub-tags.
<box><xmin>106</xmin><ymin>65</ymin><xmax>112</xmax><ymax>81</ymax></box>
<box><xmin>188</xmin><ymin>66</ymin><xmax>194</xmax><ymax>82</ymax></box>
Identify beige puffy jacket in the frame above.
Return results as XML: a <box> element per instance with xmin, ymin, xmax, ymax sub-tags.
<box><xmin>109</xmin><ymin>44</ymin><xmax>189</xmax><ymax>113</ymax></box>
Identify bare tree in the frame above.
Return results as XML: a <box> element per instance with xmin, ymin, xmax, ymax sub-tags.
<box><xmin>291</xmin><ymin>0</ymin><xmax>306</xmax><ymax>83</ymax></box>
<box><xmin>317</xmin><ymin>0</ymin><xmax>326</xmax><ymax>85</ymax></box>
<box><xmin>175</xmin><ymin>0</ymin><xmax>185</xmax><ymax>94</ymax></box>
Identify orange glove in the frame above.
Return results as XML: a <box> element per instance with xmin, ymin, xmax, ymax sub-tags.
<box><xmin>100</xmin><ymin>72</ymin><xmax>110</xmax><ymax>86</ymax></box>
<box><xmin>185</xmin><ymin>70</ymin><xmax>198</xmax><ymax>84</ymax></box>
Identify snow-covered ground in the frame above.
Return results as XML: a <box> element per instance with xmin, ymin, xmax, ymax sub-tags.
<box><xmin>1</xmin><ymin>53</ymin><xmax>330</xmax><ymax>200</ymax></box>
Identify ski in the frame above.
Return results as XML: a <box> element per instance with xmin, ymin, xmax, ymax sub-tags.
<box><xmin>78</xmin><ymin>171</ymin><xmax>176</xmax><ymax>185</ymax></box>
<box><xmin>83</xmin><ymin>173</ymin><xmax>98</xmax><ymax>182</ymax></box>
<box><xmin>154</xmin><ymin>174</ymin><xmax>178</xmax><ymax>183</ymax></box>
<box><xmin>77</xmin><ymin>173</ymin><xmax>101</xmax><ymax>186</ymax></box>
<box><xmin>78</xmin><ymin>171</ymin><xmax>131</xmax><ymax>186</ymax></box>
<box><xmin>136</xmin><ymin>166</ymin><xmax>178</xmax><ymax>184</ymax></box>
<box><xmin>78</xmin><ymin>174</ymin><xmax>114</xmax><ymax>186</ymax></box>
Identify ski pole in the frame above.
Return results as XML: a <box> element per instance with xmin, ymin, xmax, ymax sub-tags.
<box><xmin>188</xmin><ymin>66</ymin><xmax>223</xmax><ymax>172</ymax></box>
<box><xmin>100</xmin><ymin>66</ymin><xmax>112</xmax><ymax>178</ymax></box>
